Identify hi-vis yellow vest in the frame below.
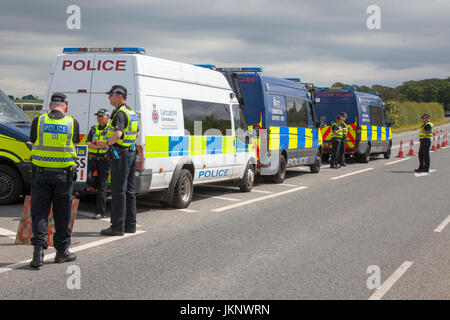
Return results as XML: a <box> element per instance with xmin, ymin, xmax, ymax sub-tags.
<box><xmin>106</xmin><ymin>105</ymin><xmax>139</xmax><ymax>147</ymax></box>
<box><xmin>331</xmin><ymin>122</ymin><xmax>344</xmax><ymax>139</ymax></box>
<box><xmin>88</xmin><ymin>124</ymin><xmax>108</xmax><ymax>154</ymax></box>
<box><xmin>31</xmin><ymin>113</ymin><xmax>77</xmax><ymax>168</ymax></box>
<box><xmin>419</xmin><ymin>121</ymin><xmax>433</xmax><ymax>139</ymax></box>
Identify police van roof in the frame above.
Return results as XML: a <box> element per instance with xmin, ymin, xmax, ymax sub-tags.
<box><xmin>316</xmin><ymin>88</ymin><xmax>382</xmax><ymax>101</ymax></box>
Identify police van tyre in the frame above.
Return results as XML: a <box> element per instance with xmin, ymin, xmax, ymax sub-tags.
<box><xmin>310</xmin><ymin>153</ymin><xmax>321</xmax><ymax>173</ymax></box>
<box><xmin>172</xmin><ymin>169</ymin><xmax>194</xmax><ymax>209</ymax></box>
<box><xmin>0</xmin><ymin>165</ymin><xmax>23</xmax><ymax>205</ymax></box>
<box><xmin>358</xmin><ymin>146</ymin><xmax>371</xmax><ymax>163</ymax></box>
<box><xmin>237</xmin><ymin>163</ymin><xmax>255</xmax><ymax>192</ymax></box>
<box><xmin>272</xmin><ymin>155</ymin><xmax>287</xmax><ymax>184</ymax></box>
<box><xmin>383</xmin><ymin>144</ymin><xmax>392</xmax><ymax>159</ymax></box>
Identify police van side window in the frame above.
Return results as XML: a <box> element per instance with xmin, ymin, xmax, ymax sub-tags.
<box><xmin>369</xmin><ymin>105</ymin><xmax>383</xmax><ymax>126</ymax></box>
<box><xmin>232</xmin><ymin>104</ymin><xmax>247</xmax><ymax>141</ymax></box>
<box><xmin>182</xmin><ymin>99</ymin><xmax>231</xmax><ymax>136</ymax></box>
<box><xmin>286</xmin><ymin>96</ymin><xmax>308</xmax><ymax>128</ymax></box>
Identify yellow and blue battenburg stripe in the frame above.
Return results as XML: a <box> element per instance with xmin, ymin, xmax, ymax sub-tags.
<box><xmin>144</xmin><ymin>135</ymin><xmax>255</xmax><ymax>158</ymax></box>
<box><xmin>268</xmin><ymin>127</ymin><xmax>322</xmax><ymax>151</ymax></box>
<box><xmin>360</xmin><ymin>125</ymin><xmax>391</xmax><ymax>141</ymax></box>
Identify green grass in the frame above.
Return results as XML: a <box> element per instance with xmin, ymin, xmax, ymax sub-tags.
<box><xmin>392</xmin><ymin>117</ymin><xmax>450</xmax><ymax>133</ymax></box>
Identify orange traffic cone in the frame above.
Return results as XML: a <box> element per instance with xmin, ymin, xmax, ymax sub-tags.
<box><xmin>437</xmin><ymin>135</ymin><xmax>441</xmax><ymax>149</ymax></box>
<box><xmin>445</xmin><ymin>133</ymin><xmax>448</xmax><ymax>147</ymax></box>
<box><xmin>431</xmin><ymin>136</ymin><xmax>436</xmax><ymax>151</ymax></box>
<box><xmin>407</xmin><ymin>139</ymin><xmax>415</xmax><ymax>156</ymax></box>
<box><xmin>396</xmin><ymin>140</ymin><xmax>405</xmax><ymax>157</ymax></box>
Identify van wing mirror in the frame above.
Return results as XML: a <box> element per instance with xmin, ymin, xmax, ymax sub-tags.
<box><xmin>319</xmin><ymin>116</ymin><xmax>327</xmax><ymax>128</ymax></box>
<box><xmin>388</xmin><ymin>119</ymin><xmax>395</xmax><ymax>127</ymax></box>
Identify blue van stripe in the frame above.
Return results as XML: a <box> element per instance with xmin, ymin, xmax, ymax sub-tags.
<box><xmin>377</xmin><ymin>126</ymin><xmax>382</xmax><ymax>141</ymax></box>
<box><xmin>386</xmin><ymin>127</ymin><xmax>390</xmax><ymax>140</ymax></box>
<box><xmin>169</xmin><ymin>136</ymin><xmax>189</xmax><ymax>156</ymax></box>
<box><xmin>279</xmin><ymin>127</ymin><xmax>289</xmax><ymax>150</ymax></box>
<box><xmin>312</xmin><ymin>129</ymin><xmax>319</xmax><ymax>148</ymax></box>
<box><xmin>367</xmin><ymin>126</ymin><xmax>372</xmax><ymax>141</ymax></box>
<box><xmin>206</xmin><ymin>136</ymin><xmax>222</xmax><ymax>154</ymax></box>
<box><xmin>297</xmin><ymin>127</ymin><xmax>306</xmax><ymax>149</ymax></box>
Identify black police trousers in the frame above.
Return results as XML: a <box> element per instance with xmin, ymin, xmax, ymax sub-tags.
<box><xmin>110</xmin><ymin>149</ymin><xmax>137</xmax><ymax>232</ymax></box>
<box><xmin>330</xmin><ymin>138</ymin><xmax>341</xmax><ymax>166</ymax></box>
<box><xmin>31</xmin><ymin>166</ymin><xmax>73</xmax><ymax>251</ymax></box>
<box><xmin>88</xmin><ymin>157</ymin><xmax>111</xmax><ymax>216</ymax></box>
<box><xmin>338</xmin><ymin>138</ymin><xmax>346</xmax><ymax>165</ymax></box>
<box><xmin>418</xmin><ymin>138</ymin><xmax>431</xmax><ymax>170</ymax></box>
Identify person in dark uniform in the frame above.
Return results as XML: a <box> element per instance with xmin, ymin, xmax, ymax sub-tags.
<box><xmin>86</xmin><ymin>108</ymin><xmax>111</xmax><ymax>219</ymax></box>
<box><xmin>29</xmin><ymin>93</ymin><xmax>79</xmax><ymax>269</ymax></box>
<box><xmin>97</xmin><ymin>85</ymin><xmax>139</xmax><ymax>236</ymax></box>
<box><xmin>338</xmin><ymin>112</ymin><xmax>349</xmax><ymax>167</ymax></box>
<box><xmin>415</xmin><ymin>114</ymin><xmax>433</xmax><ymax>173</ymax></box>
<box><xmin>330</xmin><ymin>115</ymin><xmax>344</xmax><ymax>169</ymax></box>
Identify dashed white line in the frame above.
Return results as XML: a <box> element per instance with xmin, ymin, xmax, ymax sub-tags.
<box><xmin>177</xmin><ymin>208</ymin><xmax>199</xmax><ymax>213</ymax></box>
<box><xmin>368</xmin><ymin>261</ymin><xmax>414</xmax><ymax>300</ymax></box>
<box><xmin>385</xmin><ymin>158</ymin><xmax>410</xmax><ymax>165</ymax></box>
<box><xmin>330</xmin><ymin>168</ymin><xmax>374</xmax><ymax>180</ymax></box>
<box><xmin>434</xmin><ymin>215</ymin><xmax>450</xmax><ymax>233</ymax></box>
<box><xmin>0</xmin><ymin>227</ymin><xmax>16</xmax><ymax>240</ymax></box>
<box><xmin>251</xmin><ymin>189</ymin><xmax>273</xmax><ymax>194</ymax></box>
<box><xmin>0</xmin><ymin>230</ymin><xmax>146</xmax><ymax>275</ymax></box>
<box><xmin>212</xmin><ymin>186</ymin><xmax>308</xmax><ymax>213</ymax></box>
<box><xmin>278</xmin><ymin>183</ymin><xmax>298</xmax><ymax>187</ymax></box>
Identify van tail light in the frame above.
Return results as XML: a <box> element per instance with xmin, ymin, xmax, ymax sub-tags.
<box><xmin>136</xmin><ymin>145</ymin><xmax>145</xmax><ymax>171</ymax></box>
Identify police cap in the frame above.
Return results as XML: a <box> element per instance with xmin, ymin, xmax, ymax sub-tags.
<box><xmin>50</xmin><ymin>92</ymin><xmax>68</xmax><ymax>104</ymax></box>
<box><xmin>94</xmin><ymin>108</ymin><xmax>111</xmax><ymax>117</ymax></box>
<box><xmin>421</xmin><ymin>114</ymin><xmax>430</xmax><ymax>119</ymax></box>
<box><xmin>106</xmin><ymin>85</ymin><xmax>127</xmax><ymax>96</ymax></box>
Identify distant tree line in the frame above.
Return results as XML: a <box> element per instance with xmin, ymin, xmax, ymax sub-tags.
<box><xmin>7</xmin><ymin>94</ymin><xmax>38</xmax><ymax>101</ymax></box>
<box><xmin>331</xmin><ymin>77</ymin><xmax>450</xmax><ymax>110</ymax></box>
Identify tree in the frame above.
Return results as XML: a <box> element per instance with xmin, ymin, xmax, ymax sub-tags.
<box><xmin>422</xmin><ymin>84</ymin><xmax>439</xmax><ymax>102</ymax></box>
<box><xmin>21</xmin><ymin>94</ymin><xmax>36</xmax><ymax>100</ymax></box>
<box><xmin>7</xmin><ymin>95</ymin><xmax>15</xmax><ymax>101</ymax></box>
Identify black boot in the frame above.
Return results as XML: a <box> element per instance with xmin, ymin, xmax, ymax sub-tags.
<box><xmin>54</xmin><ymin>249</ymin><xmax>77</xmax><ymax>263</ymax></box>
<box><xmin>30</xmin><ymin>245</ymin><xmax>44</xmax><ymax>269</ymax></box>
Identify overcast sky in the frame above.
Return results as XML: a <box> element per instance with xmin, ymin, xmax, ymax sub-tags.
<box><xmin>0</xmin><ymin>0</ymin><xmax>449</xmax><ymax>98</ymax></box>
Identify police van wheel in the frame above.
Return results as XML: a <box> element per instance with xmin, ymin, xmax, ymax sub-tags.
<box><xmin>172</xmin><ymin>169</ymin><xmax>193</xmax><ymax>209</ymax></box>
<box><xmin>0</xmin><ymin>165</ymin><xmax>23</xmax><ymax>205</ymax></box>
<box><xmin>238</xmin><ymin>164</ymin><xmax>255</xmax><ymax>192</ymax></box>
<box><xmin>160</xmin><ymin>200</ymin><xmax>171</xmax><ymax>208</ymax></box>
<box><xmin>383</xmin><ymin>146</ymin><xmax>392</xmax><ymax>159</ymax></box>
<box><xmin>310</xmin><ymin>156</ymin><xmax>321</xmax><ymax>174</ymax></box>
<box><xmin>358</xmin><ymin>147</ymin><xmax>371</xmax><ymax>163</ymax></box>
<box><xmin>272</xmin><ymin>155</ymin><xmax>287</xmax><ymax>184</ymax></box>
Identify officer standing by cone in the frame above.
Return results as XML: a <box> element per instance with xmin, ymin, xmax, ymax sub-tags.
<box><xmin>29</xmin><ymin>93</ymin><xmax>79</xmax><ymax>269</ymax></box>
<box><xmin>415</xmin><ymin>114</ymin><xmax>433</xmax><ymax>173</ymax></box>
<box><xmin>330</xmin><ymin>115</ymin><xmax>344</xmax><ymax>169</ymax></box>
<box><xmin>338</xmin><ymin>112</ymin><xmax>349</xmax><ymax>167</ymax></box>
<box><xmin>97</xmin><ymin>85</ymin><xmax>139</xmax><ymax>236</ymax></box>
<box><xmin>86</xmin><ymin>108</ymin><xmax>111</xmax><ymax>219</ymax></box>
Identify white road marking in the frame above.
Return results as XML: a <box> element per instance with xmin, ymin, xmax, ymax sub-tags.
<box><xmin>0</xmin><ymin>230</ymin><xmax>146</xmax><ymax>274</ymax></box>
<box><xmin>434</xmin><ymin>215</ymin><xmax>450</xmax><ymax>233</ymax></box>
<box><xmin>330</xmin><ymin>168</ymin><xmax>374</xmax><ymax>180</ymax></box>
<box><xmin>195</xmin><ymin>194</ymin><xmax>240</xmax><ymax>202</ymax></box>
<box><xmin>212</xmin><ymin>186</ymin><xmax>308</xmax><ymax>213</ymax></box>
<box><xmin>278</xmin><ymin>183</ymin><xmax>298</xmax><ymax>187</ymax></box>
<box><xmin>368</xmin><ymin>261</ymin><xmax>414</xmax><ymax>300</ymax></box>
<box><xmin>0</xmin><ymin>227</ymin><xmax>16</xmax><ymax>240</ymax></box>
<box><xmin>251</xmin><ymin>189</ymin><xmax>273</xmax><ymax>194</ymax></box>
<box><xmin>385</xmin><ymin>158</ymin><xmax>410</xmax><ymax>165</ymax></box>
<box><xmin>177</xmin><ymin>209</ymin><xmax>199</xmax><ymax>213</ymax></box>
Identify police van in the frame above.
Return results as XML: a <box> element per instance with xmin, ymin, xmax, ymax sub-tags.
<box><xmin>0</xmin><ymin>89</ymin><xmax>32</xmax><ymax>204</ymax></box>
<box><xmin>314</xmin><ymin>87</ymin><xmax>394</xmax><ymax>163</ymax></box>
<box><xmin>43</xmin><ymin>47</ymin><xmax>257</xmax><ymax>208</ymax></box>
<box><xmin>198</xmin><ymin>67</ymin><xmax>322</xmax><ymax>183</ymax></box>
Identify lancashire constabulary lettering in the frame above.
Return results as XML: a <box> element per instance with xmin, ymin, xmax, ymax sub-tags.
<box><xmin>179</xmin><ymin>304</ymin><xmax>270</xmax><ymax>317</ymax></box>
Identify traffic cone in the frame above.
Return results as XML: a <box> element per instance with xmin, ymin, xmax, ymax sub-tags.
<box><xmin>407</xmin><ymin>139</ymin><xmax>415</xmax><ymax>156</ymax></box>
<box><xmin>431</xmin><ymin>136</ymin><xmax>436</xmax><ymax>151</ymax></box>
<box><xmin>445</xmin><ymin>133</ymin><xmax>448</xmax><ymax>147</ymax></box>
<box><xmin>437</xmin><ymin>135</ymin><xmax>441</xmax><ymax>149</ymax></box>
<box><xmin>396</xmin><ymin>140</ymin><xmax>405</xmax><ymax>157</ymax></box>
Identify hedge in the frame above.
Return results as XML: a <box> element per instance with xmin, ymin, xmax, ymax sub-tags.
<box><xmin>386</xmin><ymin>101</ymin><xmax>445</xmax><ymax>127</ymax></box>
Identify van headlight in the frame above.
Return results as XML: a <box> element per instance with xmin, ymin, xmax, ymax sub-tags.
<box><xmin>26</xmin><ymin>142</ymin><xmax>33</xmax><ymax>150</ymax></box>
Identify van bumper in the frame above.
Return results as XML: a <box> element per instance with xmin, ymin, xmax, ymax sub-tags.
<box><xmin>135</xmin><ymin>169</ymin><xmax>152</xmax><ymax>193</ymax></box>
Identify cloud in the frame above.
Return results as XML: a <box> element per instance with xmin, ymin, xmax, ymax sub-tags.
<box><xmin>0</xmin><ymin>0</ymin><xmax>449</xmax><ymax>97</ymax></box>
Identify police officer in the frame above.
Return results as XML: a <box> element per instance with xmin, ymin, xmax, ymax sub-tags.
<box><xmin>415</xmin><ymin>114</ymin><xmax>433</xmax><ymax>173</ymax></box>
<box><xmin>330</xmin><ymin>115</ymin><xmax>344</xmax><ymax>169</ymax></box>
<box><xmin>338</xmin><ymin>112</ymin><xmax>349</xmax><ymax>167</ymax></box>
<box><xmin>86</xmin><ymin>108</ymin><xmax>111</xmax><ymax>219</ymax></box>
<box><xmin>97</xmin><ymin>85</ymin><xmax>139</xmax><ymax>236</ymax></box>
<box><xmin>29</xmin><ymin>93</ymin><xmax>80</xmax><ymax>269</ymax></box>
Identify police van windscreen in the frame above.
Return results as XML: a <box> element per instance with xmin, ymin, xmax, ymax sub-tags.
<box><xmin>315</xmin><ymin>93</ymin><xmax>357</xmax><ymax>125</ymax></box>
<box><xmin>0</xmin><ymin>91</ymin><xmax>31</xmax><ymax>124</ymax></box>
<box><xmin>238</xmin><ymin>75</ymin><xmax>264</xmax><ymax>126</ymax></box>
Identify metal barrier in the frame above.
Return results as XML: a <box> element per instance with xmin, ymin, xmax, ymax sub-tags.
<box><xmin>16</xmin><ymin>102</ymin><xmax>43</xmax><ymax>119</ymax></box>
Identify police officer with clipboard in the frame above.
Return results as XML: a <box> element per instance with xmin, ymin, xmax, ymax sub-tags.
<box><xmin>29</xmin><ymin>93</ymin><xmax>80</xmax><ymax>269</ymax></box>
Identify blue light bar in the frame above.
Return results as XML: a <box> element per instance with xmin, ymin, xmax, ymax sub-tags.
<box><xmin>368</xmin><ymin>92</ymin><xmax>378</xmax><ymax>95</ymax></box>
<box><xmin>343</xmin><ymin>86</ymin><xmax>356</xmax><ymax>90</ymax></box>
<box><xmin>113</xmin><ymin>47</ymin><xmax>146</xmax><ymax>54</ymax></box>
<box><xmin>63</xmin><ymin>48</ymin><xmax>87</xmax><ymax>53</ymax></box>
<box><xmin>284</xmin><ymin>78</ymin><xmax>301</xmax><ymax>82</ymax></box>
<box><xmin>215</xmin><ymin>67</ymin><xmax>263</xmax><ymax>73</ymax></box>
<box><xmin>316</xmin><ymin>87</ymin><xmax>330</xmax><ymax>90</ymax></box>
<box><xmin>195</xmin><ymin>64</ymin><xmax>217</xmax><ymax>70</ymax></box>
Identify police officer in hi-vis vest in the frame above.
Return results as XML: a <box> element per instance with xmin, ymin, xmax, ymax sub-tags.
<box><xmin>415</xmin><ymin>114</ymin><xmax>433</xmax><ymax>173</ymax></box>
<box><xmin>86</xmin><ymin>108</ymin><xmax>111</xmax><ymax>219</ymax></box>
<box><xmin>330</xmin><ymin>115</ymin><xmax>344</xmax><ymax>169</ymax></box>
<box><xmin>29</xmin><ymin>93</ymin><xmax>80</xmax><ymax>269</ymax></box>
<box><xmin>97</xmin><ymin>85</ymin><xmax>139</xmax><ymax>236</ymax></box>
<box><xmin>338</xmin><ymin>112</ymin><xmax>349</xmax><ymax>167</ymax></box>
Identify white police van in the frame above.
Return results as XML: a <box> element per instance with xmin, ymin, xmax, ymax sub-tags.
<box><xmin>43</xmin><ymin>47</ymin><xmax>257</xmax><ymax>208</ymax></box>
